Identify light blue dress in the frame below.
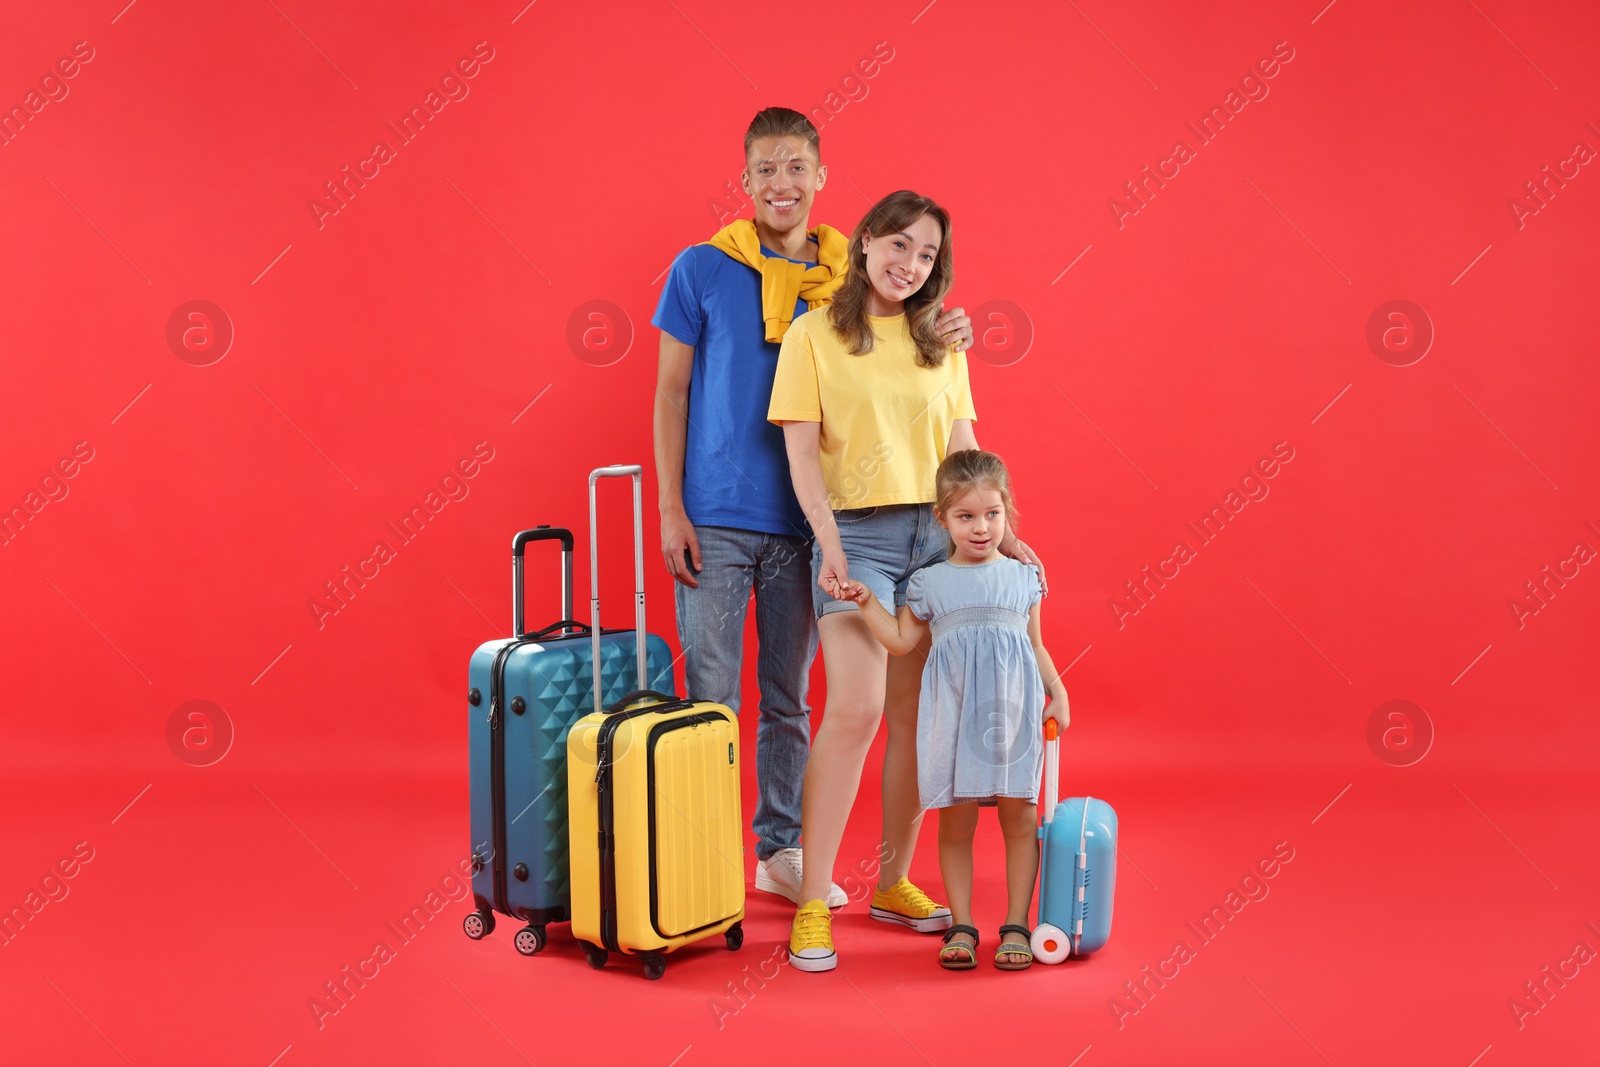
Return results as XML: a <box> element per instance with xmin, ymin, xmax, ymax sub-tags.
<box><xmin>905</xmin><ymin>557</ymin><xmax>1046</xmax><ymax>809</ymax></box>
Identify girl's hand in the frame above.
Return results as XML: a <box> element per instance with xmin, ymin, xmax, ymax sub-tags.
<box><xmin>818</xmin><ymin>548</ymin><xmax>851</xmax><ymax>601</ymax></box>
<box><xmin>1046</xmin><ymin>687</ymin><xmax>1070</xmax><ymax>730</ymax></box>
<box><xmin>836</xmin><ymin>579</ymin><xmax>872</xmax><ymax>604</ymax></box>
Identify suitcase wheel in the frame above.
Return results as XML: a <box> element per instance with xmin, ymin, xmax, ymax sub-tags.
<box><xmin>462</xmin><ymin>910</ymin><xmax>495</xmax><ymax>940</ymax></box>
<box><xmin>513</xmin><ymin>925</ymin><xmax>546</xmax><ymax>956</ymax></box>
<box><xmin>1031</xmin><ymin>923</ymin><xmax>1071</xmax><ymax>965</ymax></box>
<box><xmin>641</xmin><ymin>953</ymin><xmax>667</xmax><ymax>981</ymax></box>
<box><xmin>724</xmin><ymin>922</ymin><xmax>743</xmax><ymax>951</ymax></box>
<box><xmin>582</xmin><ymin>943</ymin><xmax>608</xmax><ymax>970</ymax></box>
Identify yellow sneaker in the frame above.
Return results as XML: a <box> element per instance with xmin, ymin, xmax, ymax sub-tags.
<box><xmin>869</xmin><ymin>877</ymin><xmax>953</xmax><ymax>933</ymax></box>
<box><xmin>788</xmin><ymin>898</ymin><xmax>837</xmax><ymax>972</ymax></box>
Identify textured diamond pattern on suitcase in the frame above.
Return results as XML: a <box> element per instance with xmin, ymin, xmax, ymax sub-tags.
<box><xmin>470</xmin><ymin>631</ymin><xmax>675</xmax><ymax>923</ymax></box>
<box><xmin>509</xmin><ymin>633</ymin><xmax>674</xmax><ymax>910</ymax></box>
<box><xmin>525</xmin><ymin>649</ymin><xmax>576</xmax><ymax>909</ymax></box>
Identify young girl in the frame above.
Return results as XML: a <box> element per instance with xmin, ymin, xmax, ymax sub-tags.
<box><xmin>839</xmin><ymin>449</ymin><xmax>1069</xmax><ymax>970</ymax></box>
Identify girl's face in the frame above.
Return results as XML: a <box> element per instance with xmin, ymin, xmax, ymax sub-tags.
<box><xmin>859</xmin><ymin>212</ymin><xmax>941</xmax><ymax>313</ymax></box>
<box><xmin>939</xmin><ymin>485</ymin><xmax>1007</xmax><ymax>563</ymax></box>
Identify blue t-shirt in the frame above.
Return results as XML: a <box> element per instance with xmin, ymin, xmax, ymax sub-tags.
<box><xmin>653</xmin><ymin>242</ymin><xmax>812</xmax><ymax>539</ymax></box>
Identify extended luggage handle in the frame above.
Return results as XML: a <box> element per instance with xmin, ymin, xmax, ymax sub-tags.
<box><xmin>1043</xmin><ymin>719</ymin><xmax>1093</xmax><ymax>858</ymax></box>
<box><xmin>512</xmin><ymin>525</ymin><xmax>575</xmax><ymax>638</ymax></box>
<box><xmin>1042</xmin><ymin>719</ymin><xmax>1061</xmax><ymax>825</ymax></box>
<box><xmin>589</xmin><ymin>466</ymin><xmax>650</xmax><ymax>717</ymax></box>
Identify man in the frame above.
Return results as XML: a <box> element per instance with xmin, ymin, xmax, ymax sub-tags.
<box><xmin>652</xmin><ymin>107</ymin><xmax>973</xmax><ymax>907</ymax></box>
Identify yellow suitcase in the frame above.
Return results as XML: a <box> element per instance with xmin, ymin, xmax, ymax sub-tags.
<box><xmin>567</xmin><ymin>691</ymin><xmax>746</xmax><ymax>978</ymax></box>
<box><xmin>567</xmin><ymin>467</ymin><xmax>745</xmax><ymax>979</ymax></box>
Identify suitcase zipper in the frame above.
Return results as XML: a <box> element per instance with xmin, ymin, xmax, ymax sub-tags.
<box><xmin>487</xmin><ymin>635</ymin><xmax>554</xmax><ymax>916</ymax></box>
<box><xmin>486</xmin><ymin>628</ymin><xmax>634</xmax><ymax>921</ymax></box>
<box><xmin>593</xmin><ymin>698</ymin><xmax>696</xmax><ymax>953</ymax></box>
<box><xmin>486</xmin><ymin>639</ymin><xmax>526</xmax><ymax>917</ymax></box>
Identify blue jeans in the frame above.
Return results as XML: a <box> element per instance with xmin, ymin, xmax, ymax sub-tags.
<box><xmin>674</xmin><ymin>526</ymin><xmax>817</xmax><ymax>861</ymax></box>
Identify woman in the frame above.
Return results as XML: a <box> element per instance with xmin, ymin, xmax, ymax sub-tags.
<box><xmin>767</xmin><ymin>189</ymin><xmax>1045</xmax><ymax>971</ymax></box>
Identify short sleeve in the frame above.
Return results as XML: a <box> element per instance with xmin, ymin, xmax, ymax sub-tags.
<box><xmin>651</xmin><ymin>247</ymin><xmax>705</xmax><ymax>347</ymax></box>
<box><xmin>767</xmin><ymin>317</ymin><xmax>823</xmax><ymax>424</ymax></box>
<box><xmin>1025</xmin><ymin>565</ymin><xmax>1043</xmax><ymax>607</ymax></box>
<box><xmin>905</xmin><ymin>567</ymin><xmax>934</xmax><ymax>620</ymax></box>
<box><xmin>951</xmin><ymin>349</ymin><xmax>977</xmax><ymax>422</ymax></box>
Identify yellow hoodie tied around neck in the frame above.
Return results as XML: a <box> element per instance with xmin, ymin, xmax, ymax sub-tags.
<box><xmin>704</xmin><ymin>219</ymin><xmax>850</xmax><ymax>342</ymax></box>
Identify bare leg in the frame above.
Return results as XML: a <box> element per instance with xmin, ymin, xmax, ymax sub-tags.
<box><xmin>879</xmin><ymin>630</ymin><xmax>932</xmax><ymax>887</ymax></box>
<box><xmin>937</xmin><ymin>802</ymin><xmax>980</xmax><ymax>962</ymax></box>
<box><xmin>996</xmin><ymin>798</ymin><xmax>1040</xmax><ymax>965</ymax></box>
<box><xmin>797</xmin><ymin>612</ymin><xmax>888</xmax><ymax>905</ymax></box>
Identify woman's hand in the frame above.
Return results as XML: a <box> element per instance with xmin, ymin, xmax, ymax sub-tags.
<box><xmin>936</xmin><ymin>304</ymin><xmax>973</xmax><ymax>352</ymax></box>
<box><xmin>818</xmin><ymin>547</ymin><xmax>852</xmax><ymax>601</ymax></box>
<box><xmin>1000</xmin><ymin>533</ymin><xmax>1049</xmax><ymax>597</ymax></box>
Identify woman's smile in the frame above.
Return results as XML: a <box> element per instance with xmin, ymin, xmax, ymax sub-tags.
<box><xmin>861</xmin><ymin>211</ymin><xmax>942</xmax><ymax>314</ymax></box>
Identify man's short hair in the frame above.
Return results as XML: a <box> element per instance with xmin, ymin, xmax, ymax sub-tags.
<box><xmin>744</xmin><ymin>107</ymin><xmax>821</xmax><ymax>160</ymax></box>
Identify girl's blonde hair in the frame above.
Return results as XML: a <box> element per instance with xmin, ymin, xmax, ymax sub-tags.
<box><xmin>934</xmin><ymin>449</ymin><xmax>1019</xmax><ymax>535</ymax></box>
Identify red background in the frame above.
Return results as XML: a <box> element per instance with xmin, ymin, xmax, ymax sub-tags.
<box><xmin>2</xmin><ymin>1</ymin><xmax>1597</xmax><ymax>1064</ymax></box>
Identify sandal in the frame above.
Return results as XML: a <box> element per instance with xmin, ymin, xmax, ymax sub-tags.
<box><xmin>995</xmin><ymin>924</ymin><xmax>1034</xmax><ymax>970</ymax></box>
<box><xmin>939</xmin><ymin>924</ymin><xmax>979</xmax><ymax>970</ymax></box>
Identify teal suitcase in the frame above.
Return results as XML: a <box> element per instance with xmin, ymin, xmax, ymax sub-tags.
<box><xmin>463</xmin><ymin>507</ymin><xmax>674</xmax><ymax>956</ymax></box>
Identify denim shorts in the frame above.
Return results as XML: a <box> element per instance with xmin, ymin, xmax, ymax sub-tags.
<box><xmin>811</xmin><ymin>503</ymin><xmax>950</xmax><ymax>619</ymax></box>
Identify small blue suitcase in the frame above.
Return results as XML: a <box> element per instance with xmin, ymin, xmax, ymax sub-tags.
<box><xmin>462</xmin><ymin>504</ymin><xmax>675</xmax><ymax>956</ymax></box>
<box><xmin>1033</xmin><ymin>719</ymin><xmax>1117</xmax><ymax>962</ymax></box>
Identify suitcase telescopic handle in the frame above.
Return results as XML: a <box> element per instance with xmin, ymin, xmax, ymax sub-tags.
<box><xmin>1042</xmin><ymin>718</ymin><xmax>1060</xmax><ymax>825</ymax></box>
<box><xmin>588</xmin><ymin>466</ymin><xmax>650</xmax><ymax>717</ymax></box>
<box><xmin>512</xmin><ymin>525</ymin><xmax>574</xmax><ymax>638</ymax></box>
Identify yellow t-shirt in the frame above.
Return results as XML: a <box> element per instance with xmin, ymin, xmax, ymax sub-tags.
<box><xmin>767</xmin><ymin>309</ymin><xmax>977</xmax><ymax>510</ymax></box>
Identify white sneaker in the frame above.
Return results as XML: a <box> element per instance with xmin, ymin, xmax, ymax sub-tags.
<box><xmin>755</xmin><ymin>848</ymin><xmax>848</xmax><ymax>908</ymax></box>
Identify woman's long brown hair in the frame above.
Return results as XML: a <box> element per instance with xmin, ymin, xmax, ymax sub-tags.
<box><xmin>826</xmin><ymin>190</ymin><xmax>954</xmax><ymax>368</ymax></box>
